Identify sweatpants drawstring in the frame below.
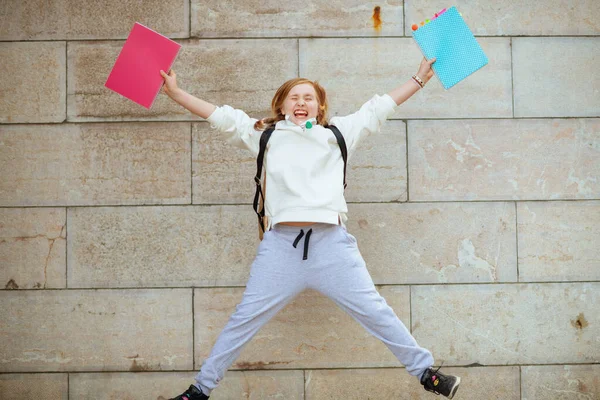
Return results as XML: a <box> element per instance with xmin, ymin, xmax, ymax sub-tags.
<box><xmin>292</xmin><ymin>228</ymin><xmax>312</xmax><ymax>260</ymax></box>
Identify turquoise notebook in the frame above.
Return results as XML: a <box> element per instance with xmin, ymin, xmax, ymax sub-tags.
<box><xmin>412</xmin><ymin>6</ymin><xmax>488</xmax><ymax>90</ymax></box>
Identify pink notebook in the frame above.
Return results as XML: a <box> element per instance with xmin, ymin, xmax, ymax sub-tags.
<box><xmin>105</xmin><ymin>23</ymin><xmax>181</xmax><ymax>109</ymax></box>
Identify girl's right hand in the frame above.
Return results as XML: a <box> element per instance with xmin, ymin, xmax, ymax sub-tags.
<box><xmin>160</xmin><ymin>69</ymin><xmax>179</xmax><ymax>97</ymax></box>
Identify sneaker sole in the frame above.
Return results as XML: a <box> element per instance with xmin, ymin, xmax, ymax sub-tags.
<box><xmin>447</xmin><ymin>376</ymin><xmax>461</xmax><ymax>399</ymax></box>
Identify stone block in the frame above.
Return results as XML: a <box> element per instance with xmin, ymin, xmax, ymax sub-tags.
<box><xmin>0</xmin><ymin>0</ymin><xmax>188</xmax><ymax>40</ymax></box>
<box><xmin>68</xmin><ymin>39</ymin><xmax>297</xmax><ymax>121</ymax></box>
<box><xmin>521</xmin><ymin>365</ymin><xmax>600</xmax><ymax>400</ymax></box>
<box><xmin>404</xmin><ymin>1</ymin><xmax>600</xmax><ymax>35</ymax></box>
<box><xmin>0</xmin><ymin>373</ymin><xmax>67</xmax><ymax>400</ymax></box>
<box><xmin>68</xmin><ymin>205</ymin><xmax>258</xmax><ymax>288</ymax></box>
<box><xmin>305</xmin><ymin>366</ymin><xmax>519</xmax><ymax>399</ymax></box>
<box><xmin>412</xmin><ymin>283</ymin><xmax>600</xmax><ymax>365</ymax></box>
<box><xmin>0</xmin><ymin>289</ymin><xmax>193</xmax><ymax>372</ymax></box>
<box><xmin>345</xmin><ymin>202</ymin><xmax>517</xmax><ymax>284</ymax></box>
<box><xmin>518</xmin><ymin>201</ymin><xmax>600</xmax><ymax>282</ymax></box>
<box><xmin>0</xmin><ymin>208</ymin><xmax>66</xmax><ymax>289</ymax></box>
<box><xmin>408</xmin><ymin>118</ymin><xmax>600</xmax><ymax>201</ymax></box>
<box><xmin>191</xmin><ymin>0</ymin><xmax>403</xmax><ymax>37</ymax></box>
<box><xmin>69</xmin><ymin>370</ymin><xmax>303</xmax><ymax>399</ymax></box>
<box><xmin>0</xmin><ymin>42</ymin><xmax>65</xmax><ymax>123</ymax></box>
<box><xmin>0</xmin><ymin>123</ymin><xmax>190</xmax><ymax>206</ymax></box>
<box><xmin>514</xmin><ymin>38</ymin><xmax>600</xmax><ymax>117</ymax></box>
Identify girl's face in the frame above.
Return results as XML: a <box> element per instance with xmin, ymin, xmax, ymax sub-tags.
<box><xmin>280</xmin><ymin>83</ymin><xmax>319</xmax><ymax>126</ymax></box>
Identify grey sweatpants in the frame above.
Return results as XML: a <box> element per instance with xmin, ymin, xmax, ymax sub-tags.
<box><xmin>195</xmin><ymin>223</ymin><xmax>434</xmax><ymax>395</ymax></box>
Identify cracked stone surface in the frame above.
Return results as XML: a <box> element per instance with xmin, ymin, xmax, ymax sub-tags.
<box><xmin>0</xmin><ymin>208</ymin><xmax>66</xmax><ymax>289</ymax></box>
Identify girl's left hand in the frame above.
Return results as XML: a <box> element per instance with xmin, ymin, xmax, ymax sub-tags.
<box><xmin>416</xmin><ymin>57</ymin><xmax>436</xmax><ymax>84</ymax></box>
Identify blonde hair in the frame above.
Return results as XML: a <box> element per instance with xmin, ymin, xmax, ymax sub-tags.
<box><xmin>254</xmin><ymin>78</ymin><xmax>329</xmax><ymax>130</ymax></box>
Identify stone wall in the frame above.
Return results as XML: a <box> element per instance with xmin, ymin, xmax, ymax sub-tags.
<box><xmin>1</xmin><ymin>1</ymin><xmax>599</xmax><ymax>399</ymax></box>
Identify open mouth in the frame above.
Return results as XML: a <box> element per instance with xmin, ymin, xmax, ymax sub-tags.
<box><xmin>294</xmin><ymin>110</ymin><xmax>308</xmax><ymax>118</ymax></box>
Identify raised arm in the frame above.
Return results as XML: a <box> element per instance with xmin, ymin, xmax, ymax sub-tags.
<box><xmin>387</xmin><ymin>57</ymin><xmax>436</xmax><ymax>106</ymax></box>
<box><xmin>160</xmin><ymin>69</ymin><xmax>216</xmax><ymax>119</ymax></box>
<box><xmin>160</xmin><ymin>69</ymin><xmax>262</xmax><ymax>155</ymax></box>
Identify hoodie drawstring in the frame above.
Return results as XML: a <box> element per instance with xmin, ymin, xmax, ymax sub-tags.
<box><xmin>292</xmin><ymin>229</ymin><xmax>312</xmax><ymax>260</ymax></box>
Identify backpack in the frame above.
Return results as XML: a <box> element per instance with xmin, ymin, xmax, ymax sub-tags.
<box><xmin>253</xmin><ymin>124</ymin><xmax>348</xmax><ymax>240</ymax></box>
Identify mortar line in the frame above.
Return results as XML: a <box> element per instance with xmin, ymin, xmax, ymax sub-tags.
<box><xmin>402</xmin><ymin>0</ymin><xmax>406</xmax><ymax>36</ymax></box>
<box><xmin>409</xmin><ymin>285</ymin><xmax>413</xmax><ymax>334</ymax></box>
<box><xmin>519</xmin><ymin>365</ymin><xmax>523</xmax><ymax>400</ymax></box>
<box><xmin>64</xmin><ymin>41</ymin><xmax>68</xmax><ymax>122</ymax></box>
<box><xmin>192</xmin><ymin>288</ymin><xmax>196</xmax><ymax>370</ymax></box>
<box><xmin>405</xmin><ymin>120</ymin><xmax>410</xmax><ymax>202</ymax></box>
<box><xmin>511</xmin><ymin>37</ymin><xmax>515</xmax><ymax>118</ymax></box>
<box><xmin>2</xmin><ymin>198</ymin><xmax>599</xmax><ymax>210</ymax></box>
<box><xmin>188</xmin><ymin>0</ymin><xmax>192</xmax><ymax>39</ymax></box>
<box><xmin>2</xmin><ymin>115</ymin><xmax>598</xmax><ymax>127</ymax></box>
<box><xmin>303</xmin><ymin>369</ymin><xmax>306</xmax><ymax>400</ymax></box>
<box><xmin>65</xmin><ymin>207</ymin><xmax>69</xmax><ymax>288</ymax></box>
<box><xmin>1</xmin><ymin>362</ymin><xmax>596</xmax><ymax>376</ymax></box>
<box><xmin>515</xmin><ymin>201</ymin><xmax>520</xmax><ymax>282</ymax></box>
<box><xmin>190</xmin><ymin>123</ymin><xmax>193</xmax><ymax>204</ymax></box>
<box><xmin>3</xmin><ymin>280</ymin><xmax>598</xmax><ymax>292</ymax></box>
<box><xmin>2</xmin><ymin>35</ymin><xmax>599</xmax><ymax>44</ymax></box>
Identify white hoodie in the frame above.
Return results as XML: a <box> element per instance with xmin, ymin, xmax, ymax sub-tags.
<box><xmin>206</xmin><ymin>93</ymin><xmax>398</xmax><ymax>229</ymax></box>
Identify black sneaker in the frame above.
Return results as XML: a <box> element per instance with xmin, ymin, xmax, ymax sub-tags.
<box><xmin>169</xmin><ymin>384</ymin><xmax>209</xmax><ymax>400</ymax></box>
<box><xmin>420</xmin><ymin>367</ymin><xmax>460</xmax><ymax>398</ymax></box>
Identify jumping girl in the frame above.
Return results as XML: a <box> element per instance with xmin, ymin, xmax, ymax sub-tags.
<box><xmin>160</xmin><ymin>55</ymin><xmax>461</xmax><ymax>399</ymax></box>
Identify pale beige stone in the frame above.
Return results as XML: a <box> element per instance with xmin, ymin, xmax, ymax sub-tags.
<box><xmin>521</xmin><ymin>365</ymin><xmax>600</xmax><ymax>400</ymax></box>
<box><xmin>68</xmin><ymin>39</ymin><xmax>297</xmax><ymax>121</ymax></box>
<box><xmin>0</xmin><ymin>0</ymin><xmax>188</xmax><ymax>40</ymax></box>
<box><xmin>405</xmin><ymin>1</ymin><xmax>600</xmax><ymax>35</ymax></box>
<box><xmin>345</xmin><ymin>121</ymin><xmax>407</xmax><ymax>202</ymax></box>
<box><xmin>518</xmin><ymin>201</ymin><xmax>600</xmax><ymax>282</ymax></box>
<box><xmin>67</xmin><ymin>206</ymin><xmax>258</xmax><ymax>288</ymax></box>
<box><xmin>195</xmin><ymin>286</ymin><xmax>410</xmax><ymax>369</ymax></box>
<box><xmin>412</xmin><ymin>283</ymin><xmax>600</xmax><ymax>365</ymax></box>
<box><xmin>0</xmin><ymin>42</ymin><xmax>65</xmax><ymax>123</ymax></box>
<box><xmin>0</xmin><ymin>373</ymin><xmax>68</xmax><ymax>400</ymax></box>
<box><xmin>408</xmin><ymin>119</ymin><xmax>600</xmax><ymax>201</ymax></box>
<box><xmin>0</xmin><ymin>289</ymin><xmax>192</xmax><ymax>372</ymax></box>
<box><xmin>0</xmin><ymin>208</ymin><xmax>66</xmax><ymax>289</ymax></box>
<box><xmin>345</xmin><ymin>202</ymin><xmax>517</xmax><ymax>284</ymax></box>
<box><xmin>306</xmin><ymin>366</ymin><xmax>519</xmax><ymax>399</ymax></box>
<box><xmin>208</xmin><ymin>370</ymin><xmax>304</xmax><ymax>400</ymax></box>
<box><xmin>0</xmin><ymin>123</ymin><xmax>190</xmax><ymax>206</ymax></box>
<box><xmin>192</xmin><ymin>120</ymin><xmax>407</xmax><ymax>204</ymax></box>
<box><xmin>70</xmin><ymin>370</ymin><xmax>303</xmax><ymax>399</ymax></box>
<box><xmin>300</xmin><ymin>38</ymin><xmax>511</xmax><ymax>118</ymax></box>
<box><xmin>514</xmin><ymin>38</ymin><xmax>600</xmax><ymax>117</ymax></box>
<box><xmin>192</xmin><ymin>123</ymin><xmax>258</xmax><ymax>204</ymax></box>
<box><xmin>192</xmin><ymin>0</ymin><xmax>403</xmax><ymax>37</ymax></box>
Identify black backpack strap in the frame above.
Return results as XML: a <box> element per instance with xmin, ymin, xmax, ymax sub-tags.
<box><xmin>253</xmin><ymin>125</ymin><xmax>275</xmax><ymax>233</ymax></box>
<box><xmin>327</xmin><ymin>124</ymin><xmax>348</xmax><ymax>190</ymax></box>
